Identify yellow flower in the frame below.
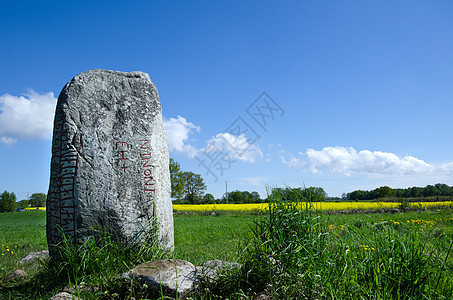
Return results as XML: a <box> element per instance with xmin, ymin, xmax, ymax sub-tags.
<box><xmin>360</xmin><ymin>244</ymin><xmax>374</xmax><ymax>251</ymax></box>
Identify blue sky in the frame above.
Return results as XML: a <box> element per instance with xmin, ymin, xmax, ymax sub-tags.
<box><xmin>1</xmin><ymin>0</ymin><xmax>453</xmax><ymax>200</ymax></box>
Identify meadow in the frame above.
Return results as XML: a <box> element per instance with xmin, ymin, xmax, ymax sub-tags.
<box><xmin>0</xmin><ymin>202</ymin><xmax>452</xmax><ymax>299</ymax></box>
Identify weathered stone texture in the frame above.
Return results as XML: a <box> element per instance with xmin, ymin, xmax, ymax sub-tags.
<box><xmin>49</xmin><ymin>292</ymin><xmax>81</xmax><ymax>300</ymax></box>
<box><xmin>18</xmin><ymin>250</ymin><xmax>49</xmax><ymax>264</ymax></box>
<box><xmin>122</xmin><ymin>259</ymin><xmax>197</xmax><ymax>298</ymax></box>
<box><xmin>46</xmin><ymin>69</ymin><xmax>173</xmax><ymax>257</ymax></box>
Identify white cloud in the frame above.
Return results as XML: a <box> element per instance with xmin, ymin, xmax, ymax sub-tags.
<box><xmin>280</xmin><ymin>155</ymin><xmax>305</xmax><ymax>169</ymax></box>
<box><xmin>163</xmin><ymin>115</ymin><xmax>200</xmax><ymax>158</ymax></box>
<box><xmin>439</xmin><ymin>162</ymin><xmax>453</xmax><ymax>174</ymax></box>
<box><xmin>204</xmin><ymin>133</ymin><xmax>262</xmax><ymax>163</ymax></box>
<box><xmin>0</xmin><ymin>91</ymin><xmax>57</xmax><ymax>145</ymax></box>
<box><xmin>161</xmin><ymin>116</ymin><xmax>264</xmax><ymax>163</ymax></box>
<box><xmin>283</xmin><ymin>146</ymin><xmax>436</xmax><ymax>176</ymax></box>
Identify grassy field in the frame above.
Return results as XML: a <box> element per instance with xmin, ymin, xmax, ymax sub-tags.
<box><xmin>174</xmin><ymin>214</ymin><xmax>261</xmax><ymax>265</ymax></box>
<box><xmin>0</xmin><ymin>211</ymin><xmax>47</xmax><ymax>278</ymax></box>
<box><xmin>1</xmin><ymin>205</ymin><xmax>452</xmax><ymax>299</ymax></box>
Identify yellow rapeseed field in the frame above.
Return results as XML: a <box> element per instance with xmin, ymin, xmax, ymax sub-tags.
<box><xmin>25</xmin><ymin>207</ymin><xmax>46</xmax><ymax>211</ymax></box>
<box><xmin>20</xmin><ymin>202</ymin><xmax>453</xmax><ymax>212</ymax></box>
<box><xmin>172</xmin><ymin>201</ymin><xmax>453</xmax><ymax>212</ymax></box>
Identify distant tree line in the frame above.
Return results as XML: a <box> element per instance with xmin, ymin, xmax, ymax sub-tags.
<box><xmin>223</xmin><ymin>190</ymin><xmax>262</xmax><ymax>203</ymax></box>
<box><xmin>19</xmin><ymin>193</ymin><xmax>47</xmax><ymax>208</ymax></box>
<box><xmin>347</xmin><ymin>183</ymin><xmax>453</xmax><ymax>201</ymax></box>
<box><xmin>0</xmin><ymin>191</ymin><xmax>47</xmax><ymax>212</ymax></box>
<box><xmin>267</xmin><ymin>187</ymin><xmax>327</xmax><ymax>202</ymax></box>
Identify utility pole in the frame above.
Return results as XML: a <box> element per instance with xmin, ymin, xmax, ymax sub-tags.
<box><xmin>225</xmin><ymin>181</ymin><xmax>228</xmax><ymax>204</ymax></box>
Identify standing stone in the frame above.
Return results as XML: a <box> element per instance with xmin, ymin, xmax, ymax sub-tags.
<box><xmin>46</xmin><ymin>69</ymin><xmax>174</xmax><ymax>258</ymax></box>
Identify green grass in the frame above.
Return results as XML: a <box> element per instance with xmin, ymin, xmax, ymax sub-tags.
<box><xmin>174</xmin><ymin>214</ymin><xmax>261</xmax><ymax>265</ymax></box>
<box><xmin>0</xmin><ymin>211</ymin><xmax>47</xmax><ymax>278</ymax></box>
<box><xmin>1</xmin><ymin>206</ymin><xmax>452</xmax><ymax>299</ymax></box>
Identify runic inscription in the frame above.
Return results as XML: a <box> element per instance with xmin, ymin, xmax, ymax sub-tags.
<box><xmin>47</xmin><ymin>114</ymin><xmax>80</xmax><ymax>247</ymax></box>
<box><xmin>140</xmin><ymin>138</ymin><xmax>156</xmax><ymax>201</ymax></box>
<box><xmin>114</xmin><ymin>138</ymin><xmax>157</xmax><ymax>202</ymax></box>
<box><xmin>116</xmin><ymin>141</ymin><xmax>130</xmax><ymax>172</ymax></box>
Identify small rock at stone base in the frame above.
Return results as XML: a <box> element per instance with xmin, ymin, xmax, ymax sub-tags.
<box><xmin>19</xmin><ymin>250</ymin><xmax>49</xmax><ymax>264</ymax></box>
<box><xmin>63</xmin><ymin>284</ymin><xmax>100</xmax><ymax>294</ymax></box>
<box><xmin>122</xmin><ymin>259</ymin><xmax>196</xmax><ymax>298</ymax></box>
<box><xmin>49</xmin><ymin>292</ymin><xmax>81</xmax><ymax>300</ymax></box>
<box><xmin>4</xmin><ymin>269</ymin><xmax>27</xmax><ymax>280</ymax></box>
<box><xmin>254</xmin><ymin>293</ymin><xmax>272</xmax><ymax>300</ymax></box>
<box><xmin>196</xmin><ymin>260</ymin><xmax>242</xmax><ymax>282</ymax></box>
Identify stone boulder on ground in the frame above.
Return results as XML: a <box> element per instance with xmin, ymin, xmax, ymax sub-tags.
<box><xmin>122</xmin><ymin>259</ymin><xmax>197</xmax><ymax>298</ymax></box>
<box><xmin>4</xmin><ymin>269</ymin><xmax>27</xmax><ymax>280</ymax></box>
<box><xmin>46</xmin><ymin>69</ymin><xmax>174</xmax><ymax>259</ymax></box>
<box><xmin>196</xmin><ymin>259</ymin><xmax>242</xmax><ymax>282</ymax></box>
<box><xmin>49</xmin><ymin>292</ymin><xmax>81</xmax><ymax>300</ymax></box>
<box><xmin>18</xmin><ymin>250</ymin><xmax>49</xmax><ymax>264</ymax></box>
<box><xmin>122</xmin><ymin>259</ymin><xmax>242</xmax><ymax>297</ymax></box>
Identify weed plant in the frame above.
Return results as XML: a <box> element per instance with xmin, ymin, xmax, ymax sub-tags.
<box><xmin>199</xmin><ymin>188</ymin><xmax>453</xmax><ymax>299</ymax></box>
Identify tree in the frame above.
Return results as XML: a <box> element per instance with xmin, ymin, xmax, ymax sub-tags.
<box><xmin>28</xmin><ymin>193</ymin><xmax>47</xmax><ymax>207</ymax></box>
<box><xmin>303</xmin><ymin>187</ymin><xmax>327</xmax><ymax>202</ymax></box>
<box><xmin>409</xmin><ymin>186</ymin><xmax>423</xmax><ymax>197</ymax></box>
<box><xmin>169</xmin><ymin>158</ymin><xmax>185</xmax><ymax>200</ymax></box>
<box><xmin>375</xmin><ymin>186</ymin><xmax>396</xmax><ymax>199</ymax></box>
<box><xmin>250</xmin><ymin>191</ymin><xmax>262</xmax><ymax>203</ymax></box>
<box><xmin>182</xmin><ymin>171</ymin><xmax>207</xmax><ymax>204</ymax></box>
<box><xmin>435</xmin><ymin>183</ymin><xmax>453</xmax><ymax>196</ymax></box>
<box><xmin>0</xmin><ymin>191</ymin><xmax>17</xmax><ymax>212</ymax></box>
<box><xmin>423</xmin><ymin>185</ymin><xmax>438</xmax><ymax>197</ymax></box>
<box><xmin>347</xmin><ymin>190</ymin><xmax>367</xmax><ymax>201</ymax></box>
<box><xmin>19</xmin><ymin>199</ymin><xmax>29</xmax><ymax>208</ymax></box>
<box><xmin>203</xmin><ymin>193</ymin><xmax>215</xmax><ymax>204</ymax></box>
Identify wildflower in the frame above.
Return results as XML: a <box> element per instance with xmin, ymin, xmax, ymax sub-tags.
<box><xmin>360</xmin><ymin>245</ymin><xmax>374</xmax><ymax>251</ymax></box>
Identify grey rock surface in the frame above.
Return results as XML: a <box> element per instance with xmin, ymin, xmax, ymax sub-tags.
<box><xmin>4</xmin><ymin>269</ymin><xmax>27</xmax><ymax>280</ymax></box>
<box><xmin>63</xmin><ymin>284</ymin><xmax>101</xmax><ymax>294</ymax></box>
<box><xmin>46</xmin><ymin>69</ymin><xmax>173</xmax><ymax>258</ymax></box>
<box><xmin>49</xmin><ymin>292</ymin><xmax>81</xmax><ymax>300</ymax></box>
<box><xmin>122</xmin><ymin>259</ymin><xmax>197</xmax><ymax>298</ymax></box>
<box><xmin>18</xmin><ymin>250</ymin><xmax>49</xmax><ymax>264</ymax></box>
<box><xmin>196</xmin><ymin>260</ymin><xmax>242</xmax><ymax>282</ymax></box>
